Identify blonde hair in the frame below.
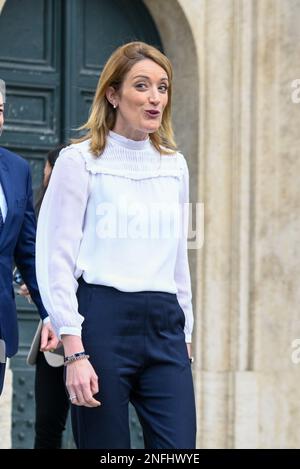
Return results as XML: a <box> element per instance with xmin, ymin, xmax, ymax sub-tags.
<box><xmin>73</xmin><ymin>41</ymin><xmax>177</xmax><ymax>156</ymax></box>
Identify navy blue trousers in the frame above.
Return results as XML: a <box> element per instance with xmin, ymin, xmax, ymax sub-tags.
<box><xmin>72</xmin><ymin>279</ymin><xmax>196</xmax><ymax>449</ymax></box>
<box><xmin>34</xmin><ymin>352</ymin><xmax>69</xmax><ymax>448</ymax></box>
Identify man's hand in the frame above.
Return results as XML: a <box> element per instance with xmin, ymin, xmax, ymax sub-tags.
<box><xmin>18</xmin><ymin>284</ymin><xmax>32</xmax><ymax>303</ymax></box>
<box><xmin>40</xmin><ymin>322</ymin><xmax>60</xmax><ymax>352</ymax></box>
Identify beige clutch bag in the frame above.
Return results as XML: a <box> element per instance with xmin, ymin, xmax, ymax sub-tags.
<box><xmin>27</xmin><ymin>320</ymin><xmax>64</xmax><ymax>367</ymax></box>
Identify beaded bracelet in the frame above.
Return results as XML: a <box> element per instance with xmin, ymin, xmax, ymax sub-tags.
<box><xmin>64</xmin><ymin>351</ymin><xmax>90</xmax><ymax>366</ymax></box>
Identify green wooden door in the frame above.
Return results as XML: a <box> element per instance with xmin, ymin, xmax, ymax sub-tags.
<box><xmin>0</xmin><ymin>0</ymin><xmax>162</xmax><ymax>449</ymax></box>
<box><xmin>0</xmin><ymin>0</ymin><xmax>63</xmax><ymax>449</ymax></box>
<box><xmin>63</xmin><ymin>0</ymin><xmax>162</xmax><ymax>141</ymax></box>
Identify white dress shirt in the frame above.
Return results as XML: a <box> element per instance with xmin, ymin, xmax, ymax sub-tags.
<box><xmin>0</xmin><ymin>182</ymin><xmax>8</xmax><ymax>221</ymax></box>
<box><xmin>36</xmin><ymin>131</ymin><xmax>194</xmax><ymax>342</ymax></box>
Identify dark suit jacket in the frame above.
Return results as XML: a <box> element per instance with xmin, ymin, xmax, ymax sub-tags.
<box><xmin>0</xmin><ymin>146</ymin><xmax>47</xmax><ymax>358</ymax></box>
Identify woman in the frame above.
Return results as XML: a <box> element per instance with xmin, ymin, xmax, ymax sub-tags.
<box><xmin>21</xmin><ymin>145</ymin><xmax>70</xmax><ymax>448</ymax></box>
<box><xmin>36</xmin><ymin>41</ymin><xmax>196</xmax><ymax>449</ymax></box>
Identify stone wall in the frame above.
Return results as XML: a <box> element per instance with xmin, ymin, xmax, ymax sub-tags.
<box><xmin>147</xmin><ymin>0</ymin><xmax>300</xmax><ymax>448</ymax></box>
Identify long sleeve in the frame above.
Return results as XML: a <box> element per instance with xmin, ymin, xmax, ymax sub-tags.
<box><xmin>174</xmin><ymin>157</ymin><xmax>194</xmax><ymax>343</ymax></box>
<box><xmin>36</xmin><ymin>147</ymin><xmax>89</xmax><ymax>338</ymax></box>
<box><xmin>14</xmin><ymin>165</ymin><xmax>48</xmax><ymax>320</ymax></box>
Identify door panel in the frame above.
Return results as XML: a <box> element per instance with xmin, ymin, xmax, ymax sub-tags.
<box><xmin>0</xmin><ymin>0</ymin><xmax>62</xmax><ymax>151</ymax></box>
<box><xmin>63</xmin><ymin>0</ymin><xmax>162</xmax><ymax>140</ymax></box>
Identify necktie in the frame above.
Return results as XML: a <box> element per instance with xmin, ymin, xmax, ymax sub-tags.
<box><xmin>0</xmin><ymin>207</ymin><xmax>4</xmax><ymax>234</ymax></box>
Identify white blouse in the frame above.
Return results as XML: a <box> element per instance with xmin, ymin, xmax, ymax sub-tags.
<box><xmin>36</xmin><ymin>131</ymin><xmax>194</xmax><ymax>342</ymax></box>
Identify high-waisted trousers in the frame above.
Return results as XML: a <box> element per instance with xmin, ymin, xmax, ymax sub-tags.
<box><xmin>71</xmin><ymin>278</ymin><xmax>196</xmax><ymax>449</ymax></box>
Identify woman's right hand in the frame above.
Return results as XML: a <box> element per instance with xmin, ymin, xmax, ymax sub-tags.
<box><xmin>66</xmin><ymin>358</ymin><xmax>101</xmax><ymax>408</ymax></box>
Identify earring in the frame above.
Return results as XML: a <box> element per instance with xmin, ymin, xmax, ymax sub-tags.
<box><xmin>113</xmin><ymin>103</ymin><xmax>117</xmax><ymax>109</ymax></box>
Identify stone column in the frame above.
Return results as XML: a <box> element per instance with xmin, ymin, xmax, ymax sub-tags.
<box><xmin>194</xmin><ymin>0</ymin><xmax>300</xmax><ymax>448</ymax></box>
<box><xmin>196</xmin><ymin>0</ymin><xmax>237</xmax><ymax>449</ymax></box>
<box><xmin>241</xmin><ymin>0</ymin><xmax>300</xmax><ymax>448</ymax></box>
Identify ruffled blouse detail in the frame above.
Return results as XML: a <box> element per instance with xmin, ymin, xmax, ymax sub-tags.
<box><xmin>71</xmin><ymin>133</ymin><xmax>186</xmax><ymax>180</ymax></box>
